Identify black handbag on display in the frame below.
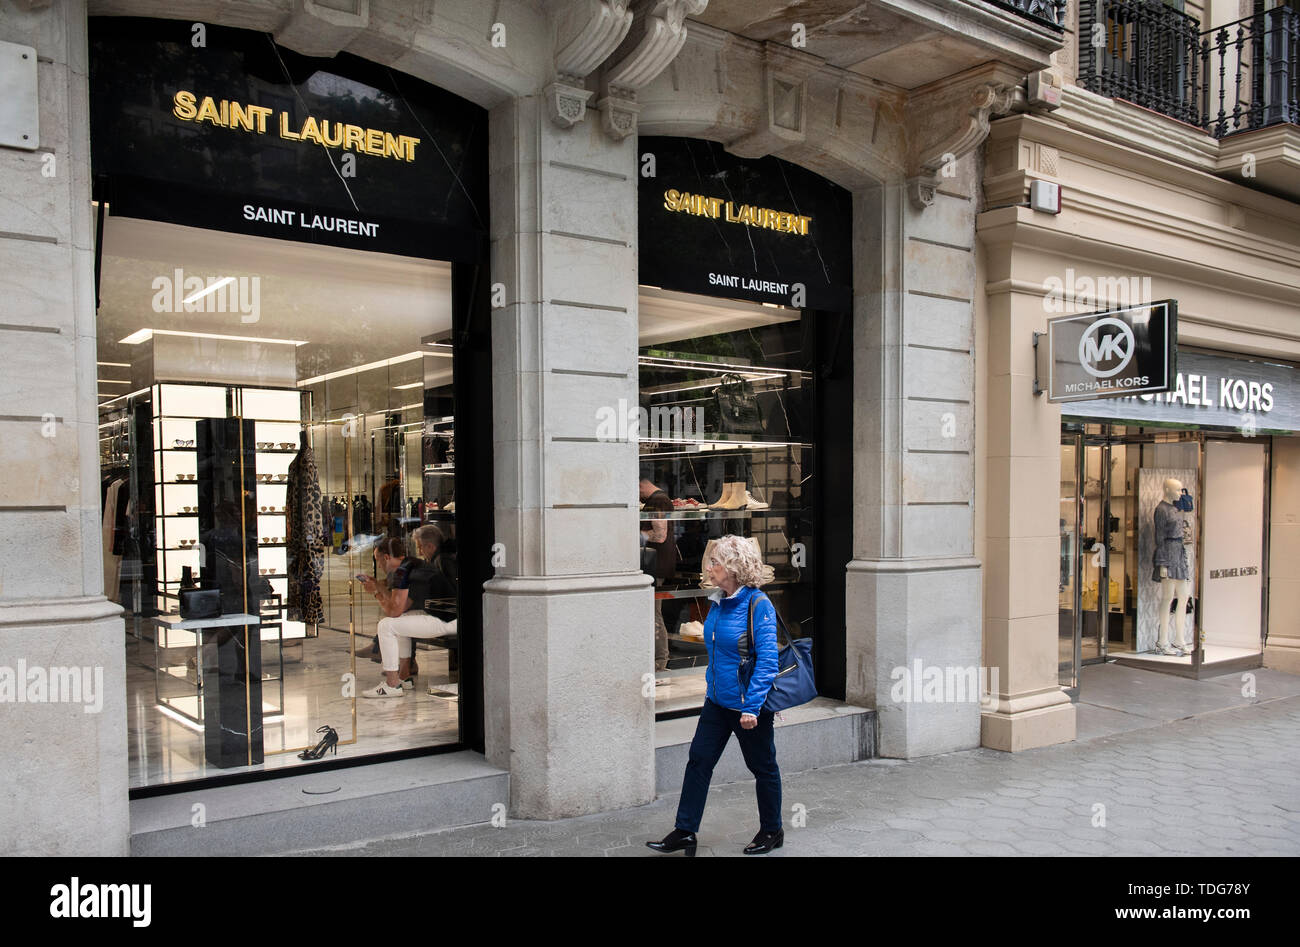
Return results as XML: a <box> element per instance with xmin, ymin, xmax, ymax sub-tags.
<box><xmin>713</xmin><ymin>373</ymin><xmax>765</xmax><ymax>435</ymax></box>
<box><xmin>180</xmin><ymin>588</ymin><xmax>222</xmax><ymax>621</ymax></box>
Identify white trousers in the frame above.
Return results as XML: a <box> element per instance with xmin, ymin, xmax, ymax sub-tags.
<box><xmin>378</xmin><ymin>611</ymin><xmax>458</xmax><ymax>672</ymax></box>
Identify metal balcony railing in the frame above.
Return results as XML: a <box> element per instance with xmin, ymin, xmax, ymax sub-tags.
<box><xmin>1077</xmin><ymin>0</ymin><xmax>1300</xmax><ymax>139</ymax></box>
<box><xmin>986</xmin><ymin>0</ymin><xmax>1068</xmax><ymax>30</ymax></box>
<box><xmin>1206</xmin><ymin>7</ymin><xmax>1300</xmax><ymax>136</ymax></box>
<box><xmin>1077</xmin><ymin>0</ymin><xmax>1206</xmax><ymax>127</ymax></box>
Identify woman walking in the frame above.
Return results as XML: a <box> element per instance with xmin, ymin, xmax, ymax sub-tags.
<box><xmin>647</xmin><ymin>534</ymin><xmax>783</xmax><ymax>856</ymax></box>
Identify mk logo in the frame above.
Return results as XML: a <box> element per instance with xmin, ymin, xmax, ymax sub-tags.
<box><xmin>1078</xmin><ymin>317</ymin><xmax>1135</xmax><ymax>378</ymax></box>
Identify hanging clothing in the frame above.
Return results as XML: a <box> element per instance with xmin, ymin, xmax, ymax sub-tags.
<box><xmin>102</xmin><ymin>477</ymin><xmax>125</xmax><ymax>603</ymax></box>
<box><xmin>1151</xmin><ymin>500</ymin><xmax>1190</xmax><ymax>582</ymax></box>
<box><xmin>285</xmin><ymin>443</ymin><xmax>325</xmax><ymax>624</ymax></box>
<box><xmin>353</xmin><ymin>494</ymin><xmax>372</xmax><ymax>535</ymax></box>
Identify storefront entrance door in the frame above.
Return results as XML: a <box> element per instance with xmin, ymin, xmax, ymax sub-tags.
<box><xmin>1060</xmin><ymin>431</ymin><xmax>1112</xmax><ymax>690</ymax></box>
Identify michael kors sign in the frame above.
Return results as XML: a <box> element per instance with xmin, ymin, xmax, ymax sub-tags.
<box><xmin>1037</xmin><ymin>301</ymin><xmax>1178</xmax><ymax>403</ymax></box>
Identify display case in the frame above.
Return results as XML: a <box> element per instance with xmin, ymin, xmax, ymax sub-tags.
<box><xmin>638</xmin><ymin>341</ymin><xmax>815</xmax><ymax>674</ymax></box>
<box><xmin>149</xmin><ymin>382</ymin><xmax>311</xmax><ymax>649</ymax></box>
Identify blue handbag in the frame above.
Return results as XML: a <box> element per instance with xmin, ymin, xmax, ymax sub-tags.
<box><xmin>1175</xmin><ymin>488</ymin><xmax>1194</xmax><ymax>512</ymax></box>
<box><xmin>738</xmin><ymin>592</ymin><xmax>817</xmax><ymax>713</ymax></box>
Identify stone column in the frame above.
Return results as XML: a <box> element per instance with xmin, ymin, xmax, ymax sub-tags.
<box><xmin>844</xmin><ymin>159</ymin><xmax>984</xmax><ymax>759</ymax></box>
<box><xmin>977</xmin><ymin>208</ymin><xmax>1076</xmax><ymax>751</ymax></box>
<box><xmin>0</xmin><ymin>0</ymin><xmax>128</xmax><ymax>855</ymax></box>
<box><xmin>481</xmin><ymin>94</ymin><xmax>654</xmax><ymax>818</ymax></box>
<box><xmin>1265</xmin><ymin>437</ymin><xmax>1300</xmax><ymax>673</ymax></box>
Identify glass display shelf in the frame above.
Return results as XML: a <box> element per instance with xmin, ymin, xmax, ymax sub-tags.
<box><xmin>639</xmin><ymin>508</ymin><xmax>798</xmax><ymax>520</ymax></box>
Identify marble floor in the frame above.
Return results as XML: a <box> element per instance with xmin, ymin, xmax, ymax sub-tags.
<box><xmin>125</xmin><ymin>623</ymin><xmax>459</xmax><ymax>789</ymax></box>
<box><xmin>653</xmin><ymin>667</ymin><xmax>709</xmax><ymax>713</ymax></box>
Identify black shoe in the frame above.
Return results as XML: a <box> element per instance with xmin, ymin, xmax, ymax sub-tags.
<box><xmin>743</xmin><ymin>829</ymin><xmax>783</xmax><ymax>855</ymax></box>
<box><xmin>646</xmin><ymin>829</ymin><xmax>697</xmax><ymax>857</ymax></box>
<box><xmin>298</xmin><ymin>725</ymin><xmax>339</xmax><ymax>761</ymax></box>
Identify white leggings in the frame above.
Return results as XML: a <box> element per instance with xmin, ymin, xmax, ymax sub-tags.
<box><xmin>377</xmin><ymin>611</ymin><xmax>458</xmax><ymax>672</ymax></box>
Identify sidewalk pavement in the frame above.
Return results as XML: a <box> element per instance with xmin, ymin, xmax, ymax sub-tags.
<box><xmin>291</xmin><ymin>665</ymin><xmax>1300</xmax><ymax>857</ymax></box>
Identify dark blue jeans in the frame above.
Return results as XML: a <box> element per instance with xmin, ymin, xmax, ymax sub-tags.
<box><xmin>675</xmin><ymin>698</ymin><xmax>782</xmax><ymax>834</ymax></box>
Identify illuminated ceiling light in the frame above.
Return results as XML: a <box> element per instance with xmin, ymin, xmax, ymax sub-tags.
<box><xmin>297</xmin><ymin>351</ymin><xmax>424</xmax><ymax>387</ymax></box>
<box><xmin>392</xmin><ymin>382</ymin><xmax>423</xmax><ymax>390</ymax></box>
<box><xmin>118</xmin><ymin>328</ymin><xmax>308</xmax><ymax>346</ymax></box>
<box><xmin>97</xmin><ymin>361</ymin><xmax>130</xmax><ymax>368</ymax></box>
<box><xmin>181</xmin><ymin>276</ymin><xmax>237</xmax><ymax>306</ymax></box>
<box><xmin>98</xmin><ymin>379</ymin><xmax>131</xmax><ymax>385</ymax></box>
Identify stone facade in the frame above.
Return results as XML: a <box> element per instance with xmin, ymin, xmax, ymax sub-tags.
<box><xmin>0</xmin><ymin>0</ymin><xmax>1063</xmax><ymax>852</ymax></box>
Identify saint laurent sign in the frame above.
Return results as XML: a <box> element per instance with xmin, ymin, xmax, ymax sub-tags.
<box><xmin>89</xmin><ymin>17</ymin><xmax>487</xmax><ymax>262</ymax></box>
<box><xmin>172</xmin><ymin>91</ymin><xmax>421</xmax><ymax>163</ymax></box>
<box><xmin>662</xmin><ymin>189</ymin><xmax>812</xmax><ymax>235</ymax></box>
<box><xmin>639</xmin><ymin>137</ymin><xmax>852</xmax><ymax>313</ymax></box>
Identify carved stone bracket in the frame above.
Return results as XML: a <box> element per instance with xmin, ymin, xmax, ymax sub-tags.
<box><xmin>548</xmin><ymin>0</ymin><xmax>635</xmax><ymax>129</ymax></box>
<box><xmin>904</xmin><ymin>62</ymin><xmax>1024</xmax><ymax>205</ymax></box>
<box><xmin>598</xmin><ymin>86</ymin><xmax>640</xmax><ymax>140</ymax></box>
<box><xmin>554</xmin><ymin>0</ymin><xmax>635</xmax><ymax>78</ymax></box>
<box><xmin>907</xmin><ymin>177</ymin><xmax>938</xmax><ymax>210</ymax></box>
<box><xmin>546</xmin><ymin>78</ymin><xmax>595</xmax><ymax>128</ymax></box>
<box><xmin>597</xmin><ymin>0</ymin><xmax>708</xmax><ymax>139</ymax></box>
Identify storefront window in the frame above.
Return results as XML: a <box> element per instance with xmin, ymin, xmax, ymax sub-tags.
<box><xmin>638</xmin><ymin>290</ymin><xmax>813</xmax><ymax>710</ymax></box>
<box><xmin>90</xmin><ymin>18</ymin><xmax>487</xmax><ymax>788</ymax></box>
<box><xmin>635</xmin><ymin>136</ymin><xmax>853</xmax><ymax>712</ymax></box>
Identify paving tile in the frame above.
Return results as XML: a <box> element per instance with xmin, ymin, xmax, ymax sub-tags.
<box><xmin>286</xmin><ymin>693</ymin><xmax>1300</xmax><ymax>858</ymax></box>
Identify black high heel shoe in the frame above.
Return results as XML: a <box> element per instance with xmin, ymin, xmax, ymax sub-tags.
<box><xmin>646</xmin><ymin>829</ymin><xmax>697</xmax><ymax>857</ymax></box>
<box><xmin>743</xmin><ymin>829</ymin><xmax>783</xmax><ymax>855</ymax></box>
<box><xmin>299</xmin><ymin>725</ymin><xmax>339</xmax><ymax>760</ymax></box>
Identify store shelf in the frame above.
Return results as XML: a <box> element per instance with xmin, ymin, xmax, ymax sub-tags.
<box><xmin>640</xmin><ymin>508</ymin><xmax>796</xmax><ymax>520</ymax></box>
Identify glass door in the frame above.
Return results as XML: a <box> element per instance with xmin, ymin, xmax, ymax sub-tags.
<box><xmin>1080</xmin><ymin>435</ymin><xmax>1109</xmax><ymax>666</ymax></box>
<box><xmin>1059</xmin><ymin>434</ymin><xmax>1081</xmax><ymax>688</ymax></box>
<box><xmin>1060</xmin><ymin>428</ymin><xmax>1114</xmax><ymax>690</ymax></box>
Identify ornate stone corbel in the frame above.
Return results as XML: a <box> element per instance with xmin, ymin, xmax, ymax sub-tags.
<box><xmin>597</xmin><ymin>0</ymin><xmax>708</xmax><ymax>140</ymax></box>
<box><xmin>545</xmin><ymin>78</ymin><xmax>594</xmax><ymax>128</ymax></box>
<box><xmin>907</xmin><ymin>177</ymin><xmax>938</xmax><ymax>210</ymax></box>
<box><xmin>598</xmin><ymin>86</ymin><xmax>640</xmax><ymax>139</ymax></box>
<box><xmin>904</xmin><ymin>62</ymin><xmax>1024</xmax><ymax>207</ymax></box>
<box><xmin>548</xmin><ymin>0</ymin><xmax>635</xmax><ymax>129</ymax></box>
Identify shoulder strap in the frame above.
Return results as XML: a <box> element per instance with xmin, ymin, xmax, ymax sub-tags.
<box><xmin>746</xmin><ymin>591</ymin><xmax>793</xmax><ymax>656</ymax></box>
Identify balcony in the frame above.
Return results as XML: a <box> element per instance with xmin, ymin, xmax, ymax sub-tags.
<box><xmin>987</xmin><ymin>0</ymin><xmax>1068</xmax><ymax>31</ymax></box>
<box><xmin>1206</xmin><ymin>7</ymin><xmax>1300</xmax><ymax>137</ymax></box>
<box><xmin>1077</xmin><ymin>0</ymin><xmax>1300</xmax><ymax>197</ymax></box>
<box><xmin>1077</xmin><ymin>0</ymin><xmax>1206</xmax><ymax>127</ymax></box>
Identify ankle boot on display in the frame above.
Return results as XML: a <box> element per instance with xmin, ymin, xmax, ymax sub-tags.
<box><xmin>708</xmin><ymin>482</ymin><xmax>736</xmax><ymax>509</ymax></box>
<box><xmin>719</xmin><ymin>482</ymin><xmax>748</xmax><ymax>510</ymax></box>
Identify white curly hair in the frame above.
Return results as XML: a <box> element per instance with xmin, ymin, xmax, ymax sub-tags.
<box><xmin>708</xmin><ymin>534</ymin><xmax>767</xmax><ymax>588</ymax></box>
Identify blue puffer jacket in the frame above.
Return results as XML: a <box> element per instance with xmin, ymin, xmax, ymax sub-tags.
<box><xmin>703</xmin><ymin>584</ymin><xmax>779</xmax><ymax>716</ymax></box>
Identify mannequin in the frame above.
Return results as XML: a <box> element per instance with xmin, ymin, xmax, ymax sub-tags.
<box><xmin>1152</xmin><ymin>477</ymin><xmax>1191</xmax><ymax>656</ymax></box>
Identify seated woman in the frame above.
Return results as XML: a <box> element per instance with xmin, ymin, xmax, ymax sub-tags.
<box><xmin>358</xmin><ymin>536</ymin><xmax>457</xmax><ymax>699</ymax></box>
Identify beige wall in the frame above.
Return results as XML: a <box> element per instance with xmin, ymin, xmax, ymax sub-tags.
<box><xmin>1267</xmin><ymin>438</ymin><xmax>1300</xmax><ymax>673</ymax></box>
<box><xmin>977</xmin><ymin>99</ymin><xmax>1300</xmax><ymax>746</ymax></box>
